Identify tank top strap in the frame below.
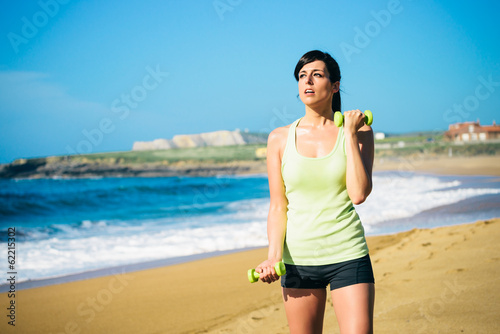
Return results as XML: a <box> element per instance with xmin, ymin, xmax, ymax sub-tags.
<box><xmin>282</xmin><ymin>118</ymin><xmax>302</xmax><ymax>166</ymax></box>
<box><xmin>338</xmin><ymin>125</ymin><xmax>347</xmax><ymax>156</ymax></box>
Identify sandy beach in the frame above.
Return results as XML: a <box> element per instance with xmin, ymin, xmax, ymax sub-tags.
<box><xmin>1</xmin><ymin>155</ymin><xmax>499</xmax><ymax>333</ymax></box>
<box><xmin>2</xmin><ymin>218</ymin><xmax>499</xmax><ymax>333</ymax></box>
<box><xmin>374</xmin><ymin>155</ymin><xmax>500</xmax><ymax>176</ymax></box>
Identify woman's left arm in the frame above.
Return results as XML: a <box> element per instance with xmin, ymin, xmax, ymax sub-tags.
<box><xmin>343</xmin><ymin>110</ymin><xmax>375</xmax><ymax>205</ymax></box>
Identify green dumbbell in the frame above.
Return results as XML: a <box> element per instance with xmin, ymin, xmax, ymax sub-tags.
<box><xmin>334</xmin><ymin>109</ymin><xmax>373</xmax><ymax>127</ymax></box>
<box><xmin>248</xmin><ymin>262</ymin><xmax>286</xmax><ymax>283</ymax></box>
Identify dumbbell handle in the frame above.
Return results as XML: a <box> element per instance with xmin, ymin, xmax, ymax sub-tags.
<box><xmin>248</xmin><ymin>262</ymin><xmax>286</xmax><ymax>283</ymax></box>
<box><xmin>334</xmin><ymin>110</ymin><xmax>373</xmax><ymax>127</ymax></box>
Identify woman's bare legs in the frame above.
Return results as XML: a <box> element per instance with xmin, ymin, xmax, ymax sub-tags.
<box><xmin>283</xmin><ymin>288</ymin><xmax>327</xmax><ymax>334</ymax></box>
<box><xmin>331</xmin><ymin>283</ymin><xmax>375</xmax><ymax>334</ymax></box>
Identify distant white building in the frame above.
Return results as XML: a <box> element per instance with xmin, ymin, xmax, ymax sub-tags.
<box><xmin>132</xmin><ymin>129</ymin><xmax>246</xmax><ymax>151</ymax></box>
<box><xmin>374</xmin><ymin>132</ymin><xmax>386</xmax><ymax>140</ymax></box>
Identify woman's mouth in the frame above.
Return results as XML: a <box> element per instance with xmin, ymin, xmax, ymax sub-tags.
<box><xmin>304</xmin><ymin>89</ymin><xmax>315</xmax><ymax>95</ymax></box>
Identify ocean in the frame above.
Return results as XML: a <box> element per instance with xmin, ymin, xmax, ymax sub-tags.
<box><xmin>1</xmin><ymin>171</ymin><xmax>499</xmax><ymax>289</ymax></box>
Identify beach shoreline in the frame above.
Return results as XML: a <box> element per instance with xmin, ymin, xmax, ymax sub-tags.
<box><xmin>3</xmin><ymin>163</ymin><xmax>499</xmax><ymax>292</ymax></box>
<box><xmin>0</xmin><ymin>247</ymin><xmax>264</xmax><ymax>293</ymax></box>
<box><xmin>1</xmin><ymin>218</ymin><xmax>499</xmax><ymax>333</ymax></box>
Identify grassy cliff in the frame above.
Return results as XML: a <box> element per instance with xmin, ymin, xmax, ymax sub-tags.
<box><xmin>71</xmin><ymin>144</ymin><xmax>267</xmax><ymax>164</ymax></box>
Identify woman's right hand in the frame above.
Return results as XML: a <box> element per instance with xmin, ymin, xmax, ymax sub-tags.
<box><xmin>255</xmin><ymin>259</ymin><xmax>282</xmax><ymax>284</ymax></box>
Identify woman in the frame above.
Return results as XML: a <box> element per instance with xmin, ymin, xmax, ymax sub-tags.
<box><xmin>256</xmin><ymin>50</ymin><xmax>375</xmax><ymax>334</ymax></box>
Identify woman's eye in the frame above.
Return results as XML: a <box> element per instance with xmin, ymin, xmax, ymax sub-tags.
<box><xmin>314</xmin><ymin>73</ymin><xmax>322</xmax><ymax>77</ymax></box>
<box><xmin>299</xmin><ymin>74</ymin><xmax>306</xmax><ymax>78</ymax></box>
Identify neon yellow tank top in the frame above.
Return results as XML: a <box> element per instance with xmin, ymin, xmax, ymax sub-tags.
<box><xmin>281</xmin><ymin>118</ymin><xmax>369</xmax><ymax>265</ymax></box>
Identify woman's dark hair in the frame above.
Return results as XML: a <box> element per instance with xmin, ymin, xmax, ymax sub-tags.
<box><xmin>294</xmin><ymin>50</ymin><xmax>341</xmax><ymax>113</ymax></box>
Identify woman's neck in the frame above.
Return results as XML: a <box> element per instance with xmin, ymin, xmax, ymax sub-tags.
<box><xmin>303</xmin><ymin>105</ymin><xmax>334</xmax><ymax>127</ymax></box>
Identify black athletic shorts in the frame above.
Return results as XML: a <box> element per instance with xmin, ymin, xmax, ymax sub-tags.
<box><xmin>281</xmin><ymin>254</ymin><xmax>375</xmax><ymax>290</ymax></box>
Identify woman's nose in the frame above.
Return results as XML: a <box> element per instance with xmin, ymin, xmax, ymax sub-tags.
<box><xmin>306</xmin><ymin>74</ymin><xmax>313</xmax><ymax>84</ymax></box>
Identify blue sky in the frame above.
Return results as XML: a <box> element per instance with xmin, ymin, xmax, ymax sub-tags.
<box><xmin>1</xmin><ymin>0</ymin><xmax>499</xmax><ymax>163</ymax></box>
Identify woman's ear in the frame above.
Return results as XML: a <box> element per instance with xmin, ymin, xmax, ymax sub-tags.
<box><xmin>331</xmin><ymin>81</ymin><xmax>340</xmax><ymax>94</ymax></box>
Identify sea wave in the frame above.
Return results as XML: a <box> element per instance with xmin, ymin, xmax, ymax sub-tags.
<box><xmin>20</xmin><ymin>220</ymin><xmax>268</xmax><ymax>281</ymax></box>
<box><xmin>1</xmin><ymin>172</ymin><xmax>499</xmax><ymax>282</ymax></box>
<box><xmin>356</xmin><ymin>173</ymin><xmax>500</xmax><ymax>231</ymax></box>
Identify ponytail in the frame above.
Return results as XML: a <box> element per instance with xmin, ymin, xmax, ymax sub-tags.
<box><xmin>332</xmin><ymin>91</ymin><xmax>341</xmax><ymax>114</ymax></box>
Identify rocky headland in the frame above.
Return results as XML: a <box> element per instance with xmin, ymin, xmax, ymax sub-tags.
<box><xmin>0</xmin><ymin>130</ymin><xmax>269</xmax><ymax>179</ymax></box>
<box><xmin>0</xmin><ymin>156</ymin><xmax>267</xmax><ymax>179</ymax></box>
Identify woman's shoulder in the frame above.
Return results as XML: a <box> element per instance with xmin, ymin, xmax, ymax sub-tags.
<box><xmin>268</xmin><ymin>124</ymin><xmax>291</xmax><ymax>145</ymax></box>
<box><xmin>267</xmin><ymin>123</ymin><xmax>294</xmax><ymax>153</ymax></box>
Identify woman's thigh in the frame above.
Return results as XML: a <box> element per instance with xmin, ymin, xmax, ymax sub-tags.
<box><xmin>283</xmin><ymin>288</ymin><xmax>327</xmax><ymax>334</ymax></box>
<box><xmin>331</xmin><ymin>283</ymin><xmax>375</xmax><ymax>334</ymax></box>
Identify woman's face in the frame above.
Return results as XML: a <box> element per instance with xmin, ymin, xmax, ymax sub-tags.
<box><xmin>298</xmin><ymin>60</ymin><xmax>339</xmax><ymax>109</ymax></box>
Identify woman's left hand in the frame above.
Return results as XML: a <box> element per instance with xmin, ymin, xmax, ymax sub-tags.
<box><xmin>255</xmin><ymin>259</ymin><xmax>281</xmax><ymax>284</ymax></box>
<box><xmin>343</xmin><ymin>109</ymin><xmax>367</xmax><ymax>135</ymax></box>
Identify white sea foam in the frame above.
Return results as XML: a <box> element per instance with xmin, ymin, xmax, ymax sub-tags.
<box><xmin>15</xmin><ymin>220</ymin><xmax>269</xmax><ymax>282</ymax></box>
<box><xmin>356</xmin><ymin>173</ymin><xmax>500</xmax><ymax>232</ymax></box>
<box><xmin>5</xmin><ymin>172</ymin><xmax>500</xmax><ymax>282</ymax></box>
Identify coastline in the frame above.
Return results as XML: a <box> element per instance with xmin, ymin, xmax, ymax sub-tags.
<box><xmin>0</xmin><ymin>159</ymin><xmax>269</xmax><ymax>179</ymax></box>
<box><xmin>1</xmin><ymin>155</ymin><xmax>499</xmax><ymax>179</ymax></box>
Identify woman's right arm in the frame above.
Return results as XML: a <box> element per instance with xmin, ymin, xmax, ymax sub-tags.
<box><xmin>256</xmin><ymin>127</ymin><xmax>288</xmax><ymax>283</ymax></box>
